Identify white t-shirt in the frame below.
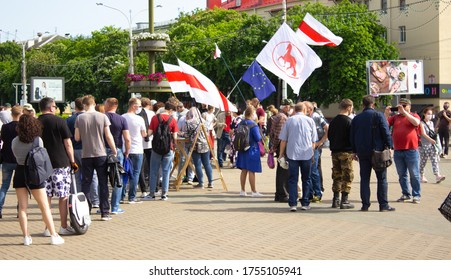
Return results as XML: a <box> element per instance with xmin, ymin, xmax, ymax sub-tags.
<box><xmin>142</xmin><ymin>108</ymin><xmax>155</xmax><ymax>150</ymax></box>
<box><xmin>122</xmin><ymin>112</ymin><xmax>146</xmax><ymax>154</ymax></box>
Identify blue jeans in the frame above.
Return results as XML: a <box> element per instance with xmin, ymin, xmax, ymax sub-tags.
<box><xmin>127</xmin><ymin>153</ymin><xmax>143</xmax><ymax>201</ymax></box>
<box><xmin>0</xmin><ymin>162</ymin><xmax>16</xmax><ymax>212</ymax></box>
<box><xmin>149</xmin><ymin>150</ymin><xmax>174</xmax><ymax>196</ymax></box>
<box><xmin>287</xmin><ymin>157</ymin><xmax>312</xmax><ymax>207</ymax></box>
<box><xmin>217</xmin><ymin>132</ymin><xmax>231</xmax><ymax>166</ymax></box>
<box><xmin>358</xmin><ymin>154</ymin><xmax>389</xmax><ymax>209</ymax></box>
<box><xmin>192</xmin><ymin>151</ymin><xmax>213</xmax><ymax>185</ymax></box>
<box><xmin>394</xmin><ymin>149</ymin><xmax>421</xmax><ymax>197</ymax></box>
<box><xmin>309</xmin><ymin>148</ymin><xmax>322</xmax><ymax>198</ymax></box>
<box><xmin>74</xmin><ymin>149</ymin><xmax>98</xmax><ymax>203</ymax></box>
<box><xmin>108</xmin><ymin>148</ymin><xmax>123</xmax><ymax>212</ymax></box>
<box><xmin>81</xmin><ymin>156</ymin><xmax>109</xmax><ymax>215</ymax></box>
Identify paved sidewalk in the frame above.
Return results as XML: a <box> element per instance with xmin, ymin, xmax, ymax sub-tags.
<box><xmin>0</xmin><ymin>153</ymin><xmax>450</xmax><ymax>260</ymax></box>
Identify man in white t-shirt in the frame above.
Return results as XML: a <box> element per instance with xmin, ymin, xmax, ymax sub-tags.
<box><xmin>122</xmin><ymin>98</ymin><xmax>147</xmax><ymax>203</ymax></box>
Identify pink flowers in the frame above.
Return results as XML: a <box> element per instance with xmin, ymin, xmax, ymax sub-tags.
<box><xmin>126</xmin><ymin>72</ymin><xmax>167</xmax><ymax>84</ymax></box>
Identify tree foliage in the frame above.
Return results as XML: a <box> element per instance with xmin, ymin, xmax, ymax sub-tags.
<box><xmin>0</xmin><ymin>0</ymin><xmax>398</xmax><ymax>110</ymax></box>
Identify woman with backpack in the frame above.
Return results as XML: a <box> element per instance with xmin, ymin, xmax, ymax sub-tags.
<box><xmin>184</xmin><ymin>107</ymin><xmax>214</xmax><ymax>189</ymax></box>
<box><xmin>11</xmin><ymin>114</ymin><xmax>64</xmax><ymax>246</ymax></box>
<box><xmin>236</xmin><ymin>106</ymin><xmax>263</xmax><ymax>197</ymax></box>
<box><xmin>419</xmin><ymin>107</ymin><xmax>445</xmax><ymax>184</ymax></box>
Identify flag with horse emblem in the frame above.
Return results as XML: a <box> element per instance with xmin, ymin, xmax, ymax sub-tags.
<box><xmin>256</xmin><ymin>22</ymin><xmax>322</xmax><ymax>95</ymax></box>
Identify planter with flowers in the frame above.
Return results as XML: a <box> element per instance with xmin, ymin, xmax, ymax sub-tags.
<box><xmin>133</xmin><ymin>32</ymin><xmax>170</xmax><ymax>52</ymax></box>
<box><xmin>126</xmin><ymin>72</ymin><xmax>172</xmax><ymax>93</ymax></box>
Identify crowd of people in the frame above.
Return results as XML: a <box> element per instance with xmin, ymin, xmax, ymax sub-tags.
<box><xmin>0</xmin><ymin>95</ymin><xmax>450</xmax><ymax>245</ymax></box>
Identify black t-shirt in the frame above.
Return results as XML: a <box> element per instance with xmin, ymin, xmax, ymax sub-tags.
<box><xmin>0</xmin><ymin>121</ymin><xmax>18</xmax><ymax>163</ymax></box>
<box><xmin>38</xmin><ymin>114</ymin><xmax>72</xmax><ymax>168</ymax></box>
<box><xmin>328</xmin><ymin>114</ymin><xmax>352</xmax><ymax>152</ymax></box>
<box><xmin>105</xmin><ymin>112</ymin><xmax>129</xmax><ymax>149</ymax></box>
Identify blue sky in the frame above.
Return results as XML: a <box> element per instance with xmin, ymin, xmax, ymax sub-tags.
<box><xmin>0</xmin><ymin>0</ymin><xmax>206</xmax><ymax>41</ymax></box>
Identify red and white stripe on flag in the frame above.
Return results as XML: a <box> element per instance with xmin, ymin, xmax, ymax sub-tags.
<box><xmin>296</xmin><ymin>12</ymin><xmax>343</xmax><ymax>47</ymax></box>
<box><xmin>214</xmin><ymin>43</ymin><xmax>222</xmax><ymax>59</ymax></box>
<box><xmin>256</xmin><ymin>22</ymin><xmax>322</xmax><ymax>95</ymax></box>
<box><xmin>162</xmin><ymin>60</ymin><xmax>237</xmax><ymax>112</ymax></box>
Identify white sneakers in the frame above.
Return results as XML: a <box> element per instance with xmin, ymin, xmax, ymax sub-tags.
<box><xmin>23</xmin><ymin>236</ymin><xmax>32</xmax><ymax>246</ymax></box>
<box><xmin>50</xmin><ymin>234</ymin><xmax>65</xmax><ymax>245</ymax></box>
<box><xmin>23</xmin><ymin>234</ymin><xmax>64</xmax><ymax>245</ymax></box>
<box><xmin>240</xmin><ymin>191</ymin><xmax>264</xmax><ymax>197</ymax></box>
<box><xmin>59</xmin><ymin>226</ymin><xmax>76</xmax><ymax>235</ymax></box>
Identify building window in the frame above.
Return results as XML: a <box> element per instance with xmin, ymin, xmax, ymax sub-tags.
<box><xmin>399</xmin><ymin>26</ymin><xmax>406</xmax><ymax>43</ymax></box>
<box><xmin>400</xmin><ymin>0</ymin><xmax>407</xmax><ymax>11</ymax></box>
<box><xmin>381</xmin><ymin>0</ymin><xmax>388</xmax><ymax>13</ymax></box>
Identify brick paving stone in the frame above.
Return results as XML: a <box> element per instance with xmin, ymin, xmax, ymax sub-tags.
<box><xmin>0</xmin><ymin>153</ymin><xmax>450</xmax><ymax>260</ymax></box>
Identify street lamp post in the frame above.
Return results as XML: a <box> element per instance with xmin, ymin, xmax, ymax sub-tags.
<box><xmin>96</xmin><ymin>3</ymin><xmax>134</xmax><ymax>74</ymax></box>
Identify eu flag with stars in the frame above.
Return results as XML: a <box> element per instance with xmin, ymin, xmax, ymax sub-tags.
<box><xmin>242</xmin><ymin>61</ymin><xmax>276</xmax><ymax>101</ymax></box>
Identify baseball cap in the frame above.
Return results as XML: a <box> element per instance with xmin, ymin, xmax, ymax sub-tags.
<box><xmin>399</xmin><ymin>98</ymin><xmax>411</xmax><ymax>105</ymax></box>
<box><xmin>150</xmin><ymin>99</ymin><xmax>157</xmax><ymax>106</ymax></box>
<box><xmin>4</xmin><ymin>103</ymin><xmax>11</xmax><ymax>107</ymax></box>
<box><xmin>281</xmin><ymin>99</ymin><xmax>294</xmax><ymax>106</ymax></box>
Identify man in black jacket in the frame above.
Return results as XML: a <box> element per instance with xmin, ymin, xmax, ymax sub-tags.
<box><xmin>328</xmin><ymin>99</ymin><xmax>355</xmax><ymax>209</ymax></box>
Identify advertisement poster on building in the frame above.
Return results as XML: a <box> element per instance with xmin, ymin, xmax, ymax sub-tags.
<box><xmin>30</xmin><ymin>77</ymin><xmax>65</xmax><ymax>103</ymax></box>
<box><xmin>367</xmin><ymin>60</ymin><xmax>424</xmax><ymax>96</ymax></box>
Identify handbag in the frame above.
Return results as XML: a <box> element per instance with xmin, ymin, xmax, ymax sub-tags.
<box><xmin>258</xmin><ymin>141</ymin><xmax>266</xmax><ymax>157</ymax></box>
<box><xmin>422</xmin><ymin>120</ymin><xmax>437</xmax><ymax>140</ymax></box>
<box><xmin>438</xmin><ymin>191</ymin><xmax>451</xmax><ymax>223</ymax></box>
<box><xmin>371</xmin><ymin>112</ymin><xmax>392</xmax><ymax>171</ymax></box>
<box><xmin>267</xmin><ymin>152</ymin><xmax>275</xmax><ymax>169</ymax></box>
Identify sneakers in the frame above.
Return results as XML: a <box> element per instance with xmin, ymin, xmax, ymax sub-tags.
<box><xmin>128</xmin><ymin>199</ymin><xmax>143</xmax><ymax>204</ymax></box>
<box><xmin>379</xmin><ymin>206</ymin><xmax>396</xmax><ymax>212</ymax></box>
<box><xmin>251</xmin><ymin>192</ymin><xmax>264</xmax><ymax>197</ymax></box>
<box><xmin>397</xmin><ymin>194</ymin><xmax>412</xmax><ymax>202</ymax></box>
<box><xmin>412</xmin><ymin>196</ymin><xmax>421</xmax><ymax>204</ymax></box>
<box><xmin>59</xmin><ymin>226</ymin><xmax>76</xmax><ymax>235</ymax></box>
<box><xmin>111</xmin><ymin>209</ymin><xmax>125</xmax><ymax>215</ymax></box>
<box><xmin>436</xmin><ymin>175</ymin><xmax>445</xmax><ymax>184</ymax></box>
<box><xmin>43</xmin><ymin>228</ymin><xmax>51</xmax><ymax>237</ymax></box>
<box><xmin>142</xmin><ymin>195</ymin><xmax>156</xmax><ymax>201</ymax></box>
<box><xmin>141</xmin><ymin>192</ymin><xmax>148</xmax><ymax>198</ymax></box>
<box><xmin>193</xmin><ymin>183</ymin><xmax>204</xmax><ymax>189</ymax></box>
<box><xmin>92</xmin><ymin>204</ymin><xmax>100</xmax><ymax>208</ymax></box>
<box><xmin>310</xmin><ymin>196</ymin><xmax>322</xmax><ymax>203</ymax></box>
<box><xmin>23</xmin><ymin>236</ymin><xmax>32</xmax><ymax>246</ymax></box>
<box><xmin>300</xmin><ymin>205</ymin><xmax>311</xmax><ymax>211</ymax></box>
<box><xmin>239</xmin><ymin>190</ymin><xmax>247</xmax><ymax>197</ymax></box>
<box><xmin>160</xmin><ymin>195</ymin><xmax>168</xmax><ymax>201</ymax></box>
<box><xmin>187</xmin><ymin>180</ymin><xmax>194</xmax><ymax>185</ymax></box>
<box><xmin>421</xmin><ymin>175</ymin><xmax>428</xmax><ymax>183</ymax></box>
<box><xmin>289</xmin><ymin>206</ymin><xmax>297</xmax><ymax>212</ymax></box>
<box><xmin>207</xmin><ymin>183</ymin><xmax>213</xmax><ymax>189</ymax></box>
<box><xmin>50</xmin><ymin>234</ymin><xmax>65</xmax><ymax>245</ymax></box>
<box><xmin>101</xmin><ymin>215</ymin><xmax>112</xmax><ymax>221</ymax></box>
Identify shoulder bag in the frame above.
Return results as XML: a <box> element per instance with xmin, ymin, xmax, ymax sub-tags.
<box><xmin>371</xmin><ymin>112</ymin><xmax>392</xmax><ymax>171</ymax></box>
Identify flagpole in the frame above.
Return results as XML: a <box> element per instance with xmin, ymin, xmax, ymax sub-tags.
<box><xmin>220</xmin><ymin>56</ymin><xmax>247</xmax><ymax>104</ymax></box>
<box><xmin>281</xmin><ymin>0</ymin><xmax>288</xmax><ymax>100</ymax></box>
<box><xmin>226</xmin><ymin>77</ymin><xmax>242</xmax><ymax>99</ymax></box>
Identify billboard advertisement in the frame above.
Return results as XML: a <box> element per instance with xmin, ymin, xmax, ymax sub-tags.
<box><xmin>30</xmin><ymin>77</ymin><xmax>65</xmax><ymax>103</ymax></box>
<box><xmin>367</xmin><ymin>60</ymin><xmax>424</xmax><ymax>96</ymax></box>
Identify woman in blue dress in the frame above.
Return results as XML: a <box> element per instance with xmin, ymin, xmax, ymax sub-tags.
<box><xmin>236</xmin><ymin>106</ymin><xmax>263</xmax><ymax>197</ymax></box>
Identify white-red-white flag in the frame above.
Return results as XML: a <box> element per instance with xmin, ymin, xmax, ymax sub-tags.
<box><xmin>296</xmin><ymin>12</ymin><xmax>343</xmax><ymax>47</ymax></box>
<box><xmin>214</xmin><ymin>43</ymin><xmax>222</xmax><ymax>59</ymax></box>
<box><xmin>256</xmin><ymin>22</ymin><xmax>322</xmax><ymax>95</ymax></box>
<box><xmin>162</xmin><ymin>62</ymin><xmax>190</xmax><ymax>93</ymax></box>
<box><xmin>165</xmin><ymin>59</ymin><xmax>237</xmax><ymax>112</ymax></box>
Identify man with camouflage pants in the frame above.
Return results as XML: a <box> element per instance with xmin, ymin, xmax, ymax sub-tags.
<box><xmin>327</xmin><ymin>99</ymin><xmax>355</xmax><ymax>209</ymax></box>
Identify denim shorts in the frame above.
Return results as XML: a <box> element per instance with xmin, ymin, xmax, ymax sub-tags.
<box><xmin>44</xmin><ymin>166</ymin><xmax>72</xmax><ymax>198</ymax></box>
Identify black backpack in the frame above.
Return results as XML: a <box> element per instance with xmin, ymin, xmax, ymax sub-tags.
<box><xmin>24</xmin><ymin>137</ymin><xmax>53</xmax><ymax>188</ymax></box>
<box><xmin>233</xmin><ymin>122</ymin><xmax>257</xmax><ymax>152</ymax></box>
<box><xmin>152</xmin><ymin>114</ymin><xmax>174</xmax><ymax>155</ymax></box>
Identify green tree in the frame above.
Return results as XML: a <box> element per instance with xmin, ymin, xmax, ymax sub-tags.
<box><xmin>0</xmin><ymin>41</ymin><xmax>22</xmax><ymax>104</ymax></box>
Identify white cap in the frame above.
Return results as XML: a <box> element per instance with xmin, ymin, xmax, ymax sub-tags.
<box><xmin>150</xmin><ymin>99</ymin><xmax>157</xmax><ymax>106</ymax></box>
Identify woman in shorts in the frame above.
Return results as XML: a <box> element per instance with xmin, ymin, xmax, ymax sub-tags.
<box><xmin>11</xmin><ymin>114</ymin><xmax>64</xmax><ymax>246</ymax></box>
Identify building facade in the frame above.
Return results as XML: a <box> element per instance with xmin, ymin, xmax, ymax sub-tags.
<box><xmin>207</xmin><ymin>0</ymin><xmax>451</xmax><ymax>111</ymax></box>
